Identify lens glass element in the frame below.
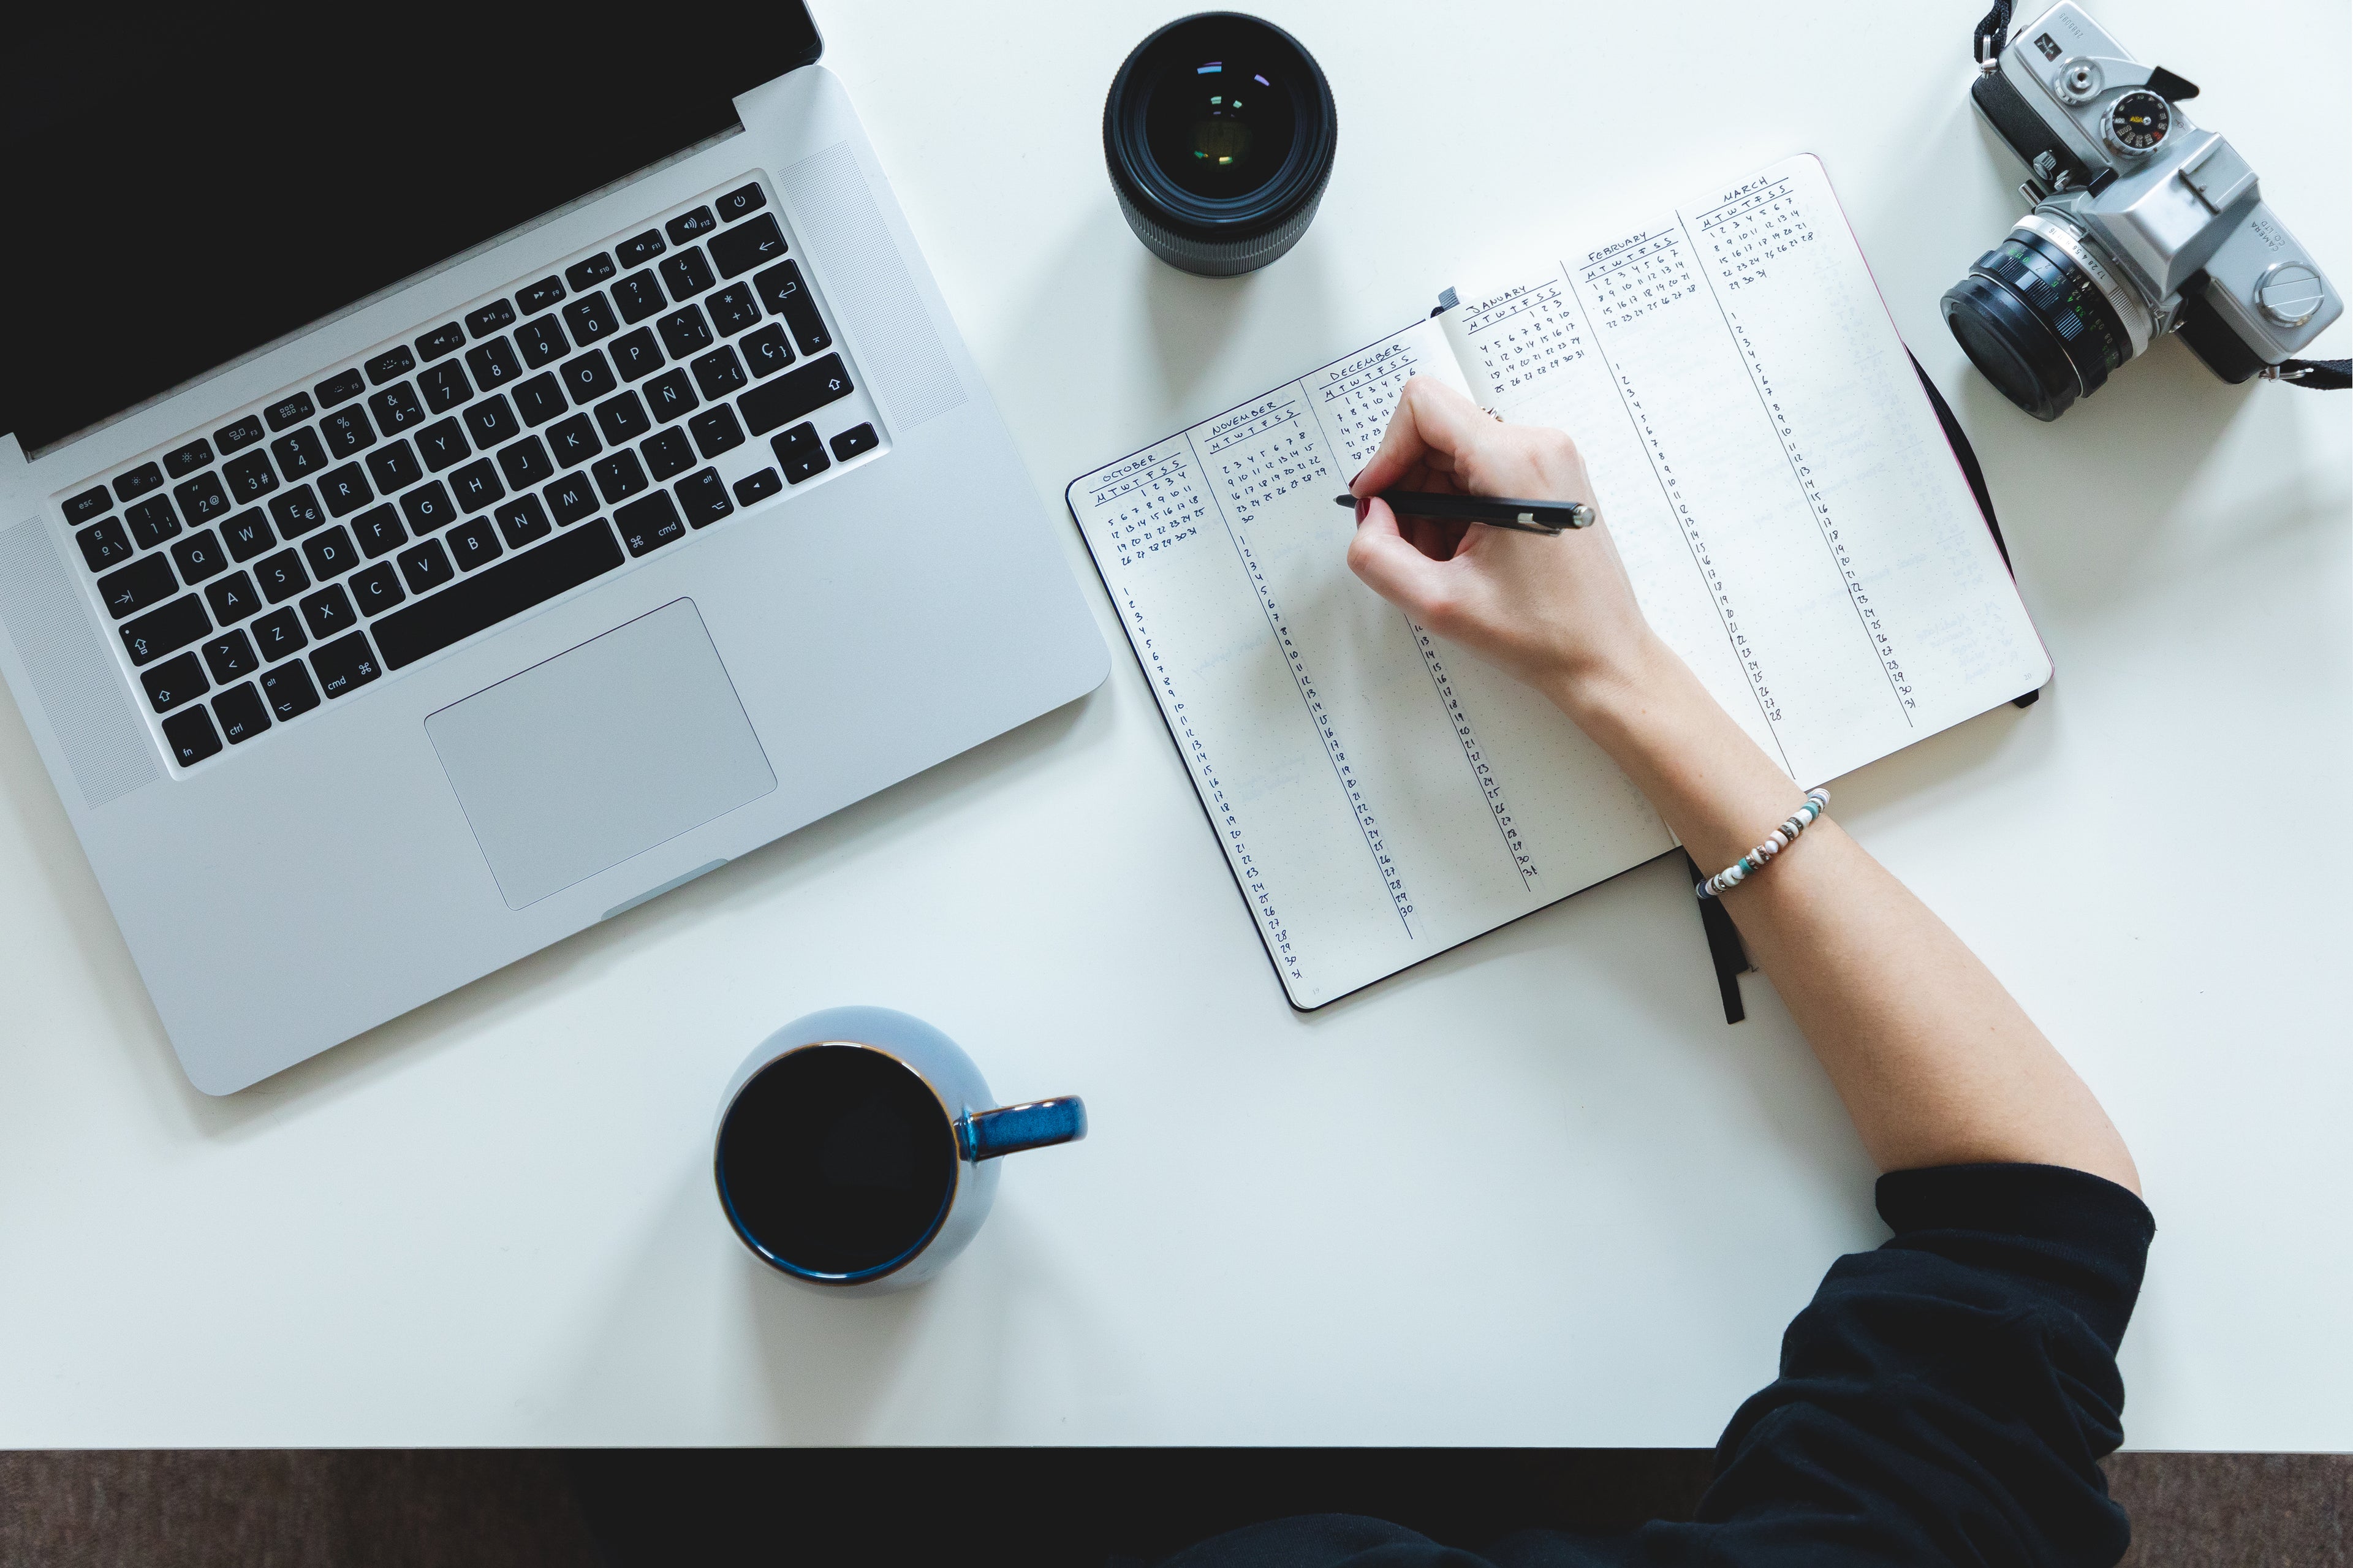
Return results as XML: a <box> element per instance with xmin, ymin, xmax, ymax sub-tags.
<box><xmin>1146</xmin><ymin>58</ymin><xmax>1297</xmax><ymax>199</ymax></box>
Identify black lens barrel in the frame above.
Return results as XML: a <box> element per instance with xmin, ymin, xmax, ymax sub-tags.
<box><xmin>1942</xmin><ymin>225</ymin><xmax>2134</xmax><ymax>421</ymax></box>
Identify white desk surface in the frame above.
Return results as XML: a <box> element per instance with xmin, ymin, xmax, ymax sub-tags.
<box><xmin>2</xmin><ymin>0</ymin><xmax>2346</xmax><ymax>1448</ymax></box>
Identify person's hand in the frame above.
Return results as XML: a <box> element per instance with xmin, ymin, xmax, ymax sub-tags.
<box><xmin>1345</xmin><ymin>377</ymin><xmax>1661</xmax><ymax>708</ymax></box>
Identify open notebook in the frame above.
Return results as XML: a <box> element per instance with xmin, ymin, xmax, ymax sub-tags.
<box><xmin>1067</xmin><ymin>154</ymin><xmax>2050</xmax><ymax>1009</ymax></box>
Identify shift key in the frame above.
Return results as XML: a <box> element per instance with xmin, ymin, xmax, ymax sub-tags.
<box><xmin>737</xmin><ymin>354</ymin><xmax>854</xmax><ymax>437</ymax></box>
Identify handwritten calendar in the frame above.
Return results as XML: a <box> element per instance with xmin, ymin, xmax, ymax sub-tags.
<box><xmin>1070</xmin><ymin>154</ymin><xmax>2049</xmax><ymax>1009</ymax></box>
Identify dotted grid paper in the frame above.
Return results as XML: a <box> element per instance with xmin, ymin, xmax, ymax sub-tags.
<box><xmin>1069</xmin><ymin>154</ymin><xmax>2048</xmax><ymax>1009</ymax></box>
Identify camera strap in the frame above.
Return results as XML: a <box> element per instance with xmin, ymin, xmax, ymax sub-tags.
<box><xmin>1972</xmin><ymin>0</ymin><xmax>2014</xmax><ymax>67</ymax></box>
<box><xmin>2270</xmin><ymin>359</ymin><xmax>2351</xmax><ymax>390</ymax></box>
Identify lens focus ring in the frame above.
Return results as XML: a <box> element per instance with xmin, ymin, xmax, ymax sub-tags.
<box><xmin>1942</xmin><ymin>222</ymin><xmax>2137</xmax><ymax>421</ymax></box>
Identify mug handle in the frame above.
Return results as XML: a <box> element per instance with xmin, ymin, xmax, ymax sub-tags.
<box><xmin>960</xmin><ymin>1096</ymin><xmax>1088</xmax><ymax>1161</ymax></box>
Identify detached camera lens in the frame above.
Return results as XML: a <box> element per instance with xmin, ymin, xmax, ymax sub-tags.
<box><xmin>1942</xmin><ymin>221</ymin><xmax>2143</xmax><ymax>421</ymax></box>
<box><xmin>1104</xmin><ymin>12</ymin><xmax>1338</xmax><ymax>276</ymax></box>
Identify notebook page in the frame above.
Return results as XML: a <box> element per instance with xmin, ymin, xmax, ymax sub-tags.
<box><xmin>1069</xmin><ymin>320</ymin><xmax>1667</xmax><ymax>1007</ymax></box>
<box><xmin>1443</xmin><ymin>154</ymin><xmax>2051</xmax><ymax>785</ymax></box>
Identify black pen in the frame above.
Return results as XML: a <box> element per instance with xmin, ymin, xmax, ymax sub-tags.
<box><xmin>1335</xmin><ymin>490</ymin><xmax>1596</xmax><ymax>534</ymax></box>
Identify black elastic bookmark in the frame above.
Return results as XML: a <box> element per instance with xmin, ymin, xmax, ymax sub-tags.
<box><xmin>1684</xmin><ymin>849</ymin><xmax>1754</xmax><ymax>1025</ymax></box>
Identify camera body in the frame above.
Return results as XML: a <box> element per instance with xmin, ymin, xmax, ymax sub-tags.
<box><xmin>1945</xmin><ymin>2</ymin><xmax>2341</xmax><ymax>419</ymax></box>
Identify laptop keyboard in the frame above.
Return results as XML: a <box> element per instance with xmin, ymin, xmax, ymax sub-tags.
<box><xmin>56</xmin><ymin>176</ymin><xmax>884</xmax><ymax>771</ymax></box>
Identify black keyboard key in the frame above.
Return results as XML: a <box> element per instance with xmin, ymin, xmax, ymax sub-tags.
<box><xmin>253</xmin><ymin>607</ymin><xmax>308</xmax><ymax>664</ymax></box>
<box><xmin>374</xmin><ymin>520</ymin><xmax>624</xmax><ymax>670</ymax></box>
<box><xmin>419</xmin><ymin>360</ymin><xmax>474</xmax><ymax>414</ymax></box>
<box><xmin>309</xmin><ymin>631</ymin><xmax>382</xmax><ymax>698</ymax></box>
<box><xmin>172</xmin><ymin>471</ymin><xmax>232</xmax><ymax>526</ymax></box>
<box><xmin>658</xmin><ymin>247</ymin><xmax>716</xmax><ymax>301</ymax></box>
<box><xmin>643</xmin><ymin>368</ymin><xmax>699</xmax><ymax>422</ymax></box>
<box><xmin>830</xmin><ymin>422</ymin><xmax>881</xmax><ymax>462</ymax></box>
<box><xmin>617</xmin><ymin>228</ymin><xmax>665</xmax><ymax>267</ymax></box>
<box><xmin>315</xmin><ymin>368</ymin><xmax>366</xmax><ymax>409</ymax></box>
<box><xmin>170</xmin><ymin>529</ymin><xmax>229</xmax><ymax>584</ymax></box>
<box><xmin>593</xmin><ymin>390</ymin><xmax>651</xmax><ymax>445</ymax></box>
<box><xmin>222</xmin><ymin>509</ymin><xmax>275</xmax><ymax>562</ymax></box>
<box><xmin>270</xmin><ymin>427</ymin><xmax>328</xmax><ymax>482</ymax></box>
<box><xmin>201</xmin><ymin>628</ymin><xmax>259</xmax><ymax>683</ymax></box>
<box><xmin>561</xmin><ymin>291</ymin><xmax>618</xmax><ymax>345</ymax></box>
<box><xmin>64</xmin><ymin>485</ymin><xmax>113</xmax><ymax>525</ymax></box>
<box><xmin>364</xmin><ymin>346</ymin><xmax>416</xmax><ymax>386</ymax></box>
<box><xmin>76</xmin><ymin>517</ymin><xmax>135</xmax><ymax>572</ymax></box>
<box><xmin>495</xmin><ymin>494</ymin><xmax>554</xmax><ymax>550</ymax></box>
<box><xmin>615</xmin><ymin>269</ymin><xmax>667</xmax><ymax>324</ymax></box>
<box><xmin>564</xmin><ymin>252</ymin><xmax>615</xmax><ymax>291</ymax></box>
<box><xmin>126</xmin><ymin>495</ymin><xmax>182</xmax><ymax>549</ymax></box>
<box><xmin>254</xmin><ymin>548</ymin><xmax>310</xmax><ymax>604</ymax></box>
<box><xmin>460</xmin><ymin>393</ymin><xmax>519</xmax><ymax>450</ymax></box>
<box><xmin>610</xmin><ymin>326</ymin><xmax>665</xmax><ymax>381</ymax></box>
<box><xmin>213</xmin><ymin>682</ymin><xmax>271</xmax><ymax>744</ymax></box>
<box><xmin>513</xmin><ymin>372</ymin><xmax>568</xmax><ymax>426</ymax></box>
<box><xmin>547</xmin><ymin>413</ymin><xmax>602</xmax><ymax>469</ymax></box>
<box><xmin>114</xmin><ymin>462</ymin><xmax>165</xmax><ymax>503</ymax></box>
<box><xmin>559</xmin><ymin>349</ymin><xmax>618</xmax><ymax>404</ymax></box>
<box><xmin>416</xmin><ymin>321</ymin><xmax>467</xmax><ymax>362</ymax></box>
<box><xmin>350</xmin><ymin>561</ymin><xmax>406</xmax><ymax>616</ymax></box>
<box><xmin>120</xmin><ymin>594</ymin><xmax>210</xmax><ymax>664</ymax></box>
<box><xmin>496</xmin><ymin>435</ymin><xmax>555</xmax><ymax>490</ymax></box>
<box><xmin>466</xmin><ymin>299</ymin><xmax>517</xmax><ymax>338</ymax></box>
<box><xmin>517</xmin><ymin>275</ymin><xmax>565</xmax><ymax>316</ymax></box>
<box><xmin>774</xmin><ymin>421</ymin><xmax>830</xmax><ymax>485</ymax></box>
<box><xmin>140</xmin><ymin>650</ymin><xmax>208</xmax><ymax>714</ymax></box>
<box><xmin>710</xmin><ymin>214</ymin><xmax>787</xmax><ymax>279</ymax></box>
<box><xmin>415</xmin><ymin>417</ymin><xmax>471</xmax><ymax>471</ymax></box>
<box><xmin>517</xmin><ymin>316</ymin><xmax>570</xmax><ymax>369</ymax></box>
<box><xmin>739</xmin><ymin>322</ymin><xmax>795</xmax><ymax>377</ymax></box>
<box><xmin>301</xmin><ymin>526</ymin><xmax>359</xmax><ymax>582</ymax></box>
<box><xmin>265</xmin><ymin>392</ymin><xmax>315</xmax><ymax>431</ymax></box>
<box><xmin>99</xmin><ymin>554</ymin><xmax>178</xmax><ymax>619</ymax></box>
<box><xmin>162</xmin><ymin>705</ymin><xmax>222</xmax><ymax>767</ymax></box>
<box><xmin>590</xmin><ymin>449</ymin><xmax>648</xmax><ymax>504</ymax></box>
<box><xmin>641</xmin><ymin>426</ymin><xmax>695</xmax><ymax>480</ymax></box>
<box><xmin>732</xmin><ymin>469</ymin><xmax>782</xmax><ymax>507</ymax></box>
<box><xmin>370</xmin><ymin>381</ymin><xmax>426</xmax><ymax>435</ymax></box>
<box><xmin>214</xmin><ymin>414</ymin><xmax>267</xmax><ymax>453</ymax></box>
<box><xmin>260</xmin><ymin>658</ymin><xmax>320</xmax><ymax>720</ymax></box>
<box><xmin>399</xmin><ymin>480</ymin><xmax>458</xmax><ymax>534</ymax></box>
<box><xmin>320</xmin><ymin>404</ymin><xmax>378</xmax><ymax>456</ymax></box>
<box><xmin>688</xmin><ymin>404</ymin><xmax>746</xmax><ymax>459</ymax></box>
<box><xmin>465</xmin><ymin>336</ymin><xmax>523</xmax><ymax>392</ymax></box>
<box><xmin>667</xmin><ymin>206</ymin><xmax>718</xmax><ymax>245</ymax></box>
<box><xmin>205</xmin><ymin>570</ymin><xmax>261</xmax><ymax>626</ymax></box>
<box><xmin>352</xmin><ymin>504</ymin><xmax>407</xmax><ymax>558</ymax></box>
<box><xmin>544</xmin><ymin>472</ymin><xmax>599</xmax><ymax>526</ymax></box>
<box><xmin>705</xmin><ymin>281</ymin><xmax>762</xmax><ymax>337</ymax></box>
<box><xmin>164</xmin><ymin>437</ymin><xmax>214</xmax><ymax>479</ymax></box>
<box><xmin>396</xmin><ymin>537</ymin><xmax>456</xmax><ymax>596</ymax></box>
<box><xmin>753</xmin><ymin>261</ymin><xmax>830</xmax><ymax>354</ymax></box>
<box><xmin>319</xmin><ymin>463</ymin><xmax>374</xmax><ymax>517</ymax></box>
<box><xmin>691</xmin><ymin>346</ymin><xmax>746</xmax><ymax>400</ymax></box>
<box><xmin>675</xmin><ymin>468</ymin><xmax>733</xmax><ymax>528</ymax></box>
<box><xmin>447</xmin><ymin>515</ymin><xmax>503</xmax><ymax>570</ymax></box>
<box><xmin>365</xmin><ymin>438</ymin><xmax>423</xmax><ymax>494</ymax></box>
<box><xmin>716</xmin><ymin>181</ymin><xmax>767</xmax><ymax>222</ymax></box>
<box><xmin>300</xmin><ymin>583</ymin><xmax>357</xmax><ymax>640</ymax></box>
<box><xmin>737</xmin><ymin>352</ymin><xmax>852</xmax><ymax>436</ymax></box>
<box><xmin>450</xmin><ymin>458</ymin><xmax>504</xmax><ymax>512</ymax></box>
<box><xmin>656</xmin><ymin>304</ymin><xmax>713</xmax><ymax>359</ymax></box>
<box><xmin>615</xmin><ymin>491</ymin><xmax>686</xmax><ymax>556</ymax></box>
<box><xmin>268</xmin><ymin>485</ymin><xmax>327</xmax><ymax>539</ymax></box>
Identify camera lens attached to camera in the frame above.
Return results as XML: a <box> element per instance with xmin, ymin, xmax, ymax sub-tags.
<box><xmin>1943</xmin><ymin>214</ymin><xmax>2151</xmax><ymax>422</ymax></box>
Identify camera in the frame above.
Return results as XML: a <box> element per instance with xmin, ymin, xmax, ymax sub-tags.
<box><xmin>1943</xmin><ymin>2</ymin><xmax>2343</xmax><ymax>420</ymax></box>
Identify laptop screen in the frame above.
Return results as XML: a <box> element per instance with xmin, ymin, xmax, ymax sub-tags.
<box><xmin>0</xmin><ymin>3</ymin><xmax>823</xmax><ymax>456</ymax></box>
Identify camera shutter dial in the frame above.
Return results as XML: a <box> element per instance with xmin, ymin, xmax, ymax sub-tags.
<box><xmin>2107</xmin><ymin>90</ymin><xmax>2171</xmax><ymax>154</ymax></box>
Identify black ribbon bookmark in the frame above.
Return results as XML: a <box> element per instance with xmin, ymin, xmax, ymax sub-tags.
<box><xmin>1684</xmin><ymin>849</ymin><xmax>1753</xmax><ymax>1025</ymax></box>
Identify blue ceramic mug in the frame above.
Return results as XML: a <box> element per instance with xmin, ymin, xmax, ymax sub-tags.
<box><xmin>713</xmin><ymin>1007</ymin><xmax>1086</xmax><ymax>1294</ymax></box>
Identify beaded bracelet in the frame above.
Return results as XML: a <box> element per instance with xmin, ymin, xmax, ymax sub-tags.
<box><xmin>1695</xmin><ymin>787</ymin><xmax>1831</xmax><ymax>900</ymax></box>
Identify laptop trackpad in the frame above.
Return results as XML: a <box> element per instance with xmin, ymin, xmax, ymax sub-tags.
<box><xmin>425</xmin><ymin>599</ymin><xmax>776</xmax><ymax>910</ymax></box>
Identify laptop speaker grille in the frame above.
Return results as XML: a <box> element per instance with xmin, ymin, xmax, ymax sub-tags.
<box><xmin>0</xmin><ymin>515</ymin><xmax>161</xmax><ymax>809</ymax></box>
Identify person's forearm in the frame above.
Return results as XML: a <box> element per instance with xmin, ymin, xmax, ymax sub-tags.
<box><xmin>1551</xmin><ymin>636</ymin><xmax>2140</xmax><ymax>1192</ymax></box>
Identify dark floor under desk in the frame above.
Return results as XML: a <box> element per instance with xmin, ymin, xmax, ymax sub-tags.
<box><xmin>1</xmin><ymin>1450</ymin><xmax>2343</xmax><ymax>1567</ymax></box>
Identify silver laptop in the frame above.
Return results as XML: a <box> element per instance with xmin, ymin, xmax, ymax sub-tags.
<box><xmin>0</xmin><ymin>6</ymin><xmax>1105</xmax><ymax>1093</ymax></box>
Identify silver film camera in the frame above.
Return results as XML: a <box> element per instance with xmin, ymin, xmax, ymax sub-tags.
<box><xmin>1944</xmin><ymin>2</ymin><xmax>2345</xmax><ymax>420</ymax></box>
